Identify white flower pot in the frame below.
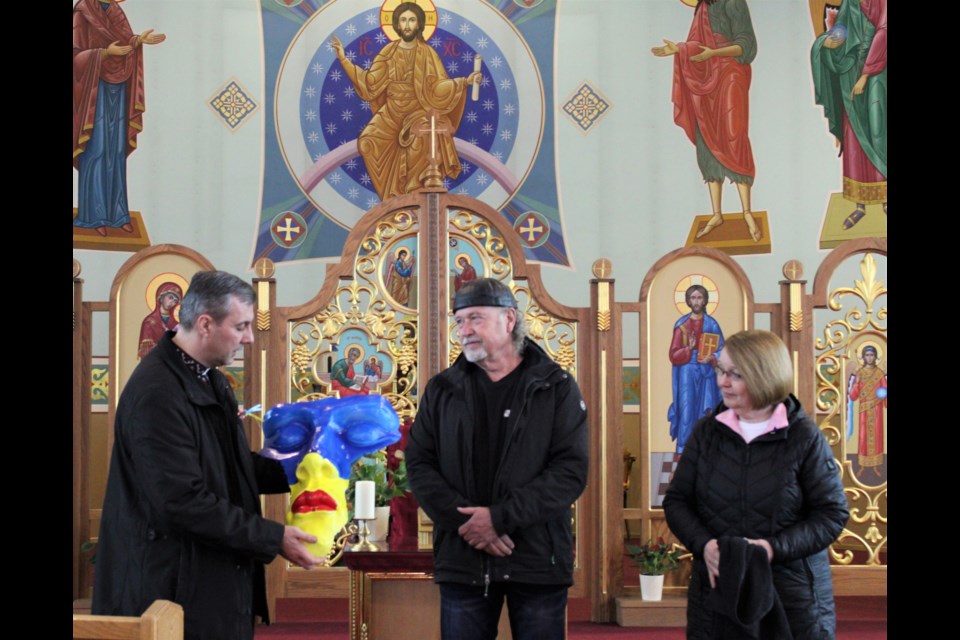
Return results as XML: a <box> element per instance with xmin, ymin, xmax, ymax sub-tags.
<box><xmin>639</xmin><ymin>574</ymin><xmax>664</xmax><ymax>601</ymax></box>
<box><xmin>367</xmin><ymin>506</ymin><xmax>391</xmax><ymax>541</ymax></box>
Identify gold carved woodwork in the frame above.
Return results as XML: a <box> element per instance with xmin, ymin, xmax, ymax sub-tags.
<box><xmin>782</xmin><ymin>259</ymin><xmax>804</xmax><ymax>281</ymax></box>
<box><xmin>783</xmin><ymin>260</ymin><xmax>804</xmax><ymax>332</ymax></box>
<box><xmin>814</xmin><ymin>253</ymin><xmax>887</xmax><ymax>566</ymax></box>
<box><xmin>288</xmin><ymin>208</ymin><xmax>420</xmax><ymax>420</ymax></box>
<box><xmin>447</xmin><ymin>208</ymin><xmax>578</xmax><ymax>377</ymax></box>
<box><xmin>517</xmin><ymin>281</ymin><xmax>578</xmax><ymax>376</ymax></box>
<box><xmin>256</xmin><ymin>278</ymin><xmax>272</xmax><ymax>332</ymax></box>
<box><xmin>789</xmin><ymin>310</ymin><xmax>803</xmax><ymax>332</ymax></box>
<box><xmin>257</xmin><ymin>310</ymin><xmax>271</xmax><ymax>332</ymax></box>
<box><xmin>596</xmin><ymin>280</ymin><xmax>611</xmax><ymax>332</ymax></box>
<box><xmin>789</xmin><ymin>279</ymin><xmax>803</xmax><ymax>331</ymax></box>
<box><xmin>597</xmin><ymin>310</ymin><xmax>611</xmax><ymax>332</ymax></box>
<box><xmin>591</xmin><ymin>258</ymin><xmax>612</xmax><ymax>279</ymax></box>
<box><xmin>449</xmin><ymin>209</ymin><xmax>512</xmax><ymax>277</ymax></box>
<box><xmin>254</xmin><ymin>257</ymin><xmax>276</xmax><ymax>279</ymax></box>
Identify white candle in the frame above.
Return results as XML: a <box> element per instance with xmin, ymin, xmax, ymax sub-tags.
<box><xmin>472</xmin><ymin>55</ymin><xmax>482</xmax><ymax>101</ymax></box>
<box><xmin>355</xmin><ymin>480</ymin><xmax>376</xmax><ymax>520</ymax></box>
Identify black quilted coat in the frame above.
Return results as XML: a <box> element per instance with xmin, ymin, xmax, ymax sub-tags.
<box><xmin>406</xmin><ymin>339</ymin><xmax>589</xmax><ymax>587</ymax></box>
<box><xmin>663</xmin><ymin>395</ymin><xmax>849</xmax><ymax>639</ymax></box>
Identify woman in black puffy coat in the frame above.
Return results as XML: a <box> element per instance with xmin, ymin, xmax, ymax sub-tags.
<box><xmin>664</xmin><ymin>330</ymin><xmax>849</xmax><ymax>639</ymax></box>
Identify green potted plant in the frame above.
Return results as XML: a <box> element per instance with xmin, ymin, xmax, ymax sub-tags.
<box><xmin>346</xmin><ymin>449</ymin><xmax>410</xmax><ymax>540</ymax></box>
<box><xmin>626</xmin><ymin>537</ymin><xmax>682</xmax><ymax>601</ymax></box>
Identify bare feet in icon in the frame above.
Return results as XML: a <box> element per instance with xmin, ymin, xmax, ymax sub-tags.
<box><xmin>743</xmin><ymin>211</ymin><xmax>761</xmax><ymax>242</ymax></box>
<box><xmin>695</xmin><ymin>214</ymin><xmax>724</xmax><ymax>239</ymax></box>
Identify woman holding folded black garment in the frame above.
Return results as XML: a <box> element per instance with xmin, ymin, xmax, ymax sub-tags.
<box><xmin>664</xmin><ymin>330</ymin><xmax>849</xmax><ymax>639</ymax></box>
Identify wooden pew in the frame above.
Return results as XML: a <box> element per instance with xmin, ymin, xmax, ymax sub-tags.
<box><xmin>73</xmin><ymin>600</ymin><xmax>183</xmax><ymax>640</ymax></box>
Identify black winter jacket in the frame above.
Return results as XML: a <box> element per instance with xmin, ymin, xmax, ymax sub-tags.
<box><xmin>93</xmin><ymin>331</ymin><xmax>289</xmax><ymax>640</ymax></box>
<box><xmin>406</xmin><ymin>339</ymin><xmax>589</xmax><ymax>586</ymax></box>
<box><xmin>663</xmin><ymin>396</ymin><xmax>849</xmax><ymax>640</ymax></box>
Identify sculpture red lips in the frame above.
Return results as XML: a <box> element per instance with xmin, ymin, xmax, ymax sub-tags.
<box><xmin>291</xmin><ymin>489</ymin><xmax>337</xmax><ymax>513</ymax></box>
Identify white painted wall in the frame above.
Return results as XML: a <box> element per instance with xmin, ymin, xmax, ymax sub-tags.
<box><xmin>73</xmin><ymin>1</ymin><xmax>882</xmax><ymax>355</ymax></box>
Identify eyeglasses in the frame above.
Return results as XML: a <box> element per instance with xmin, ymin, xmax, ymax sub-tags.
<box><xmin>714</xmin><ymin>365</ymin><xmax>743</xmax><ymax>381</ymax></box>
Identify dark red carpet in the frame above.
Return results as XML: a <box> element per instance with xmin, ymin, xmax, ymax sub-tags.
<box><xmin>255</xmin><ymin>595</ymin><xmax>885</xmax><ymax>638</ymax></box>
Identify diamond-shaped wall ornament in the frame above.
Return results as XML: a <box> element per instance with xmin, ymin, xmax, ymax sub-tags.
<box><xmin>208</xmin><ymin>78</ymin><xmax>259</xmax><ymax>131</ymax></box>
<box><xmin>561</xmin><ymin>82</ymin><xmax>611</xmax><ymax>133</ymax></box>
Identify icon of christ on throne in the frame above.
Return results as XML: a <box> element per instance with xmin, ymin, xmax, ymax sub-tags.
<box><xmin>330</xmin><ymin>1</ymin><xmax>481</xmax><ymax>199</ymax></box>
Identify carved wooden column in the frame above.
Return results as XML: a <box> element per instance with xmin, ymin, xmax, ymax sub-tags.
<box><xmin>588</xmin><ymin>258</ymin><xmax>621</xmax><ymax>622</ymax></box>
<box><xmin>73</xmin><ymin>260</ymin><xmax>90</xmax><ymax>601</ymax></box>
<box><xmin>777</xmin><ymin>260</ymin><xmax>814</xmax><ymax>409</ymax></box>
<box><xmin>250</xmin><ymin>258</ymin><xmax>285</xmax><ymax>623</ymax></box>
<box><xmin>247</xmin><ymin>258</ymin><xmax>277</xmax><ymax>450</ymax></box>
<box><xmin>418</xmin><ymin>189</ymin><xmax>448</xmax><ymax>385</ymax></box>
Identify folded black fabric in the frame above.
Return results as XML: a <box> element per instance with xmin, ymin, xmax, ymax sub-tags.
<box><xmin>705</xmin><ymin>536</ymin><xmax>793</xmax><ymax>639</ymax></box>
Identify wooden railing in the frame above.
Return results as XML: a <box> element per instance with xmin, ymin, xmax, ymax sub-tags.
<box><xmin>73</xmin><ymin>600</ymin><xmax>183</xmax><ymax>640</ymax></box>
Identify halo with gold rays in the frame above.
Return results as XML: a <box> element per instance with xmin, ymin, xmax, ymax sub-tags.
<box><xmin>380</xmin><ymin>0</ymin><xmax>438</xmax><ymax>42</ymax></box>
<box><xmin>144</xmin><ymin>272</ymin><xmax>188</xmax><ymax>321</ymax></box>
<box><xmin>393</xmin><ymin>244</ymin><xmax>414</xmax><ymax>260</ymax></box>
<box><xmin>341</xmin><ymin>343</ymin><xmax>366</xmax><ymax>362</ymax></box>
<box><xmin>672</xmin><ymin>274</ymin><xmax>719</xmax><ymax>316</ymax></box>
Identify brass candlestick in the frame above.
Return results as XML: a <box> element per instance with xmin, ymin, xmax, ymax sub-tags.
<box><xmin>353</xmin><ymin>518</ymin><xmax>379</xmax><ymax>552</ymax></box>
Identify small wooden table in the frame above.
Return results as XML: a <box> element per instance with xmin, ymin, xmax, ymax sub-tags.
<box><xmin>342</xmin><ymin>537</ymin><xmax>513</xmax><ymax>640</ymax></box>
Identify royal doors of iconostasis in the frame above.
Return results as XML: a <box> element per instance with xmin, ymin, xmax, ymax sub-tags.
<box><xmin>247</xmin><ymin>191</ymin><xmax>599</xmax><ymax>620</ymax></box>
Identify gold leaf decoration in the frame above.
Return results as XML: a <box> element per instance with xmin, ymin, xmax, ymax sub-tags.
<box><xmin>320</xmin><ymin>318</ymin><xmax>340</xmax><ymax>339</ymax></box>
<box><xmin>813</xmin><ymin>252</ymin><xmax>886</xmax><ymax>568</ymax></box>
<box><xmin>256</xmin><ymin>309</ymin><xmax>271</xmax><ymax>332</ymax></box>
<box><xmin>291</xmin><ymin>344</ymin><xmax>313</xmax><ymax>373</ymax></box>
<box><xmin>528</xmin><ymin>317</ymin><xmax>545</xmax><ymax>340</ymax></box>
<box><xmin>287</xmin><ymin>208</ymin><xmax>419</xmax><ymax>407</ymax></box>
<box><xmin>446</xmin><ymin>209</ymin><xmax>578</xmax><ymax>379</ymax></box>
<box><xmin>396</xmin><ymin>339</ymin><xmax>417</xmax><ymax>376</ymax></box>
<box><xmin>597</xmin><ymin>310</ymin><xmax>611</xmax><ymax>332</ymax></box>
<box><xmin>555</xmin><ymin>345</ymin><xmax>576</xmax><ymax>369</ymax></box>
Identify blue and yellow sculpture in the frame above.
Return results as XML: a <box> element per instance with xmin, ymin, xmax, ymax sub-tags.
<box><xmin>261</xmin><ymin>395</ymin><xmax>401</xmax><ymax>557</ymax></box>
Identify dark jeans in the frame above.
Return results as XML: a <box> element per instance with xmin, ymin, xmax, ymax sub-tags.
<box><xmin>439</xmin><ymin>581</ymin><xmax>568</xmax><ymax>640</ymax></box>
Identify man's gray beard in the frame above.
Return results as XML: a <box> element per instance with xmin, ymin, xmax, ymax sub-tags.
<box><xmin>463</xmin><ymin>343</ymin><xmax>487</xmax><ymax>363</ymax></box>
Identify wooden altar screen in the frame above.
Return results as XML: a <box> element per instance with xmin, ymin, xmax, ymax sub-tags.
<box><xmin>808</xmin><ymin>239</ymin><xmax>887</xmax><ymax>594</ymax></box>
<box><xmin>597</xmin><ymin>247</ymin><xmax>754</xmax><ymax>622</ymax></box>
<box><xmin>246</xmin><ymin>190</ymin><xmax>603</xmax><ymax>621</ymax></box>
<box><xmin>72</xmin><ymin>234</ymin><xmax>885</xmax><ymax>619</ymax></box>
<box><xmin>596</xmin><ymin>239</ymin><xmax>886</xmax><ymax>623</ymax></box>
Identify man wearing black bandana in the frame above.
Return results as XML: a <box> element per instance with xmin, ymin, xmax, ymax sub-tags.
<box><xmin>407</xmin><ymin>278</ymin><xmax>589</xmax><ymax>640</ymax></box>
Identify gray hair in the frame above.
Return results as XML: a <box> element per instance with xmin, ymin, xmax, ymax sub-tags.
<box><xmin>178</xmin><ymin>271</ymin><xmax>256</xmax><ymax>330</ymax></box>
<box><xmin>506</xmin><ymin>308</ymin><xmax>528</xmax><ymax>356</ymax></box>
